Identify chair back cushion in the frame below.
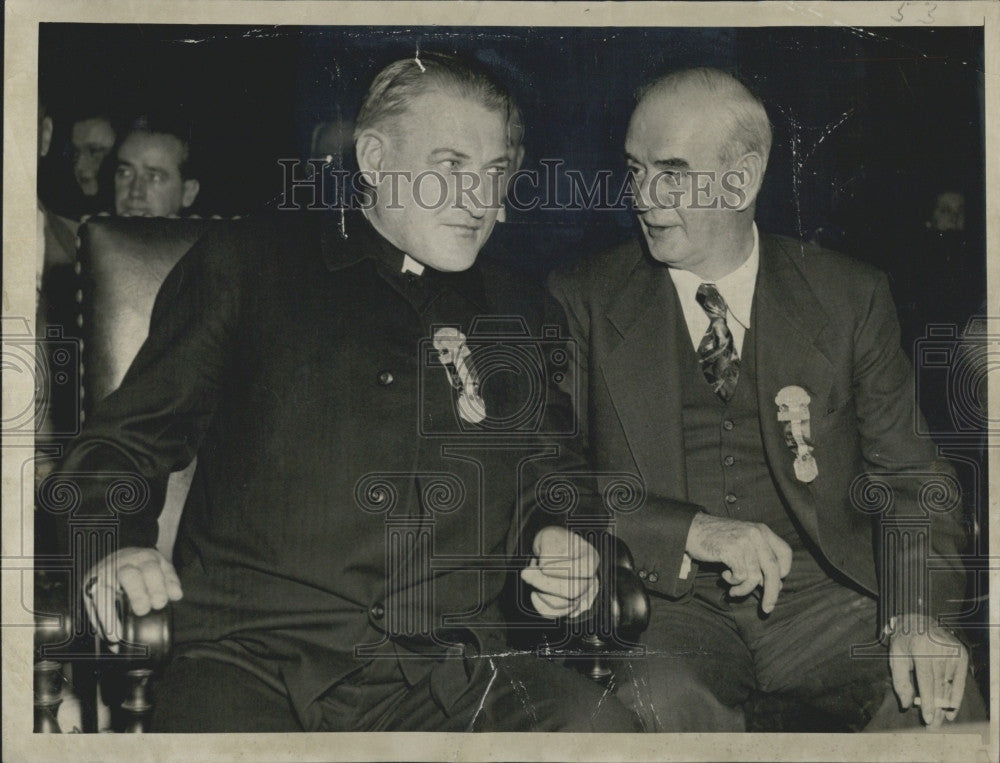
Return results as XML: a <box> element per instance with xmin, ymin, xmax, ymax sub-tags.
<box><xmin>79</xmin><ymin>217</ymin><xmax>220</xmax><ymax>402</ymax></box>
<box><xmin>77</xmin><ymin>216</ymin><xmax>227</xmax><ymax>556</ymax></box>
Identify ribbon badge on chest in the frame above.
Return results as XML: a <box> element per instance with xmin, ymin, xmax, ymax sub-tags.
<box><xmin>433</xmin><ymin>327</ymin><xmax>487</xmax><ymax>424</ymax></box>
<box><xmin>775</xmin><ymin>385</ymin><xmax>818</xmax><ymax>483</ymax></box>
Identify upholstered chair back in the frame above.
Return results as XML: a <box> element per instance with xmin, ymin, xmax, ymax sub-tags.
<box><xmin>77</xmin><ymin>216</ymin><xmax>228</xmax><ymax>556</ymax></box>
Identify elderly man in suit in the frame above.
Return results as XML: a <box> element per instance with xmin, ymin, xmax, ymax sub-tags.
<box><xmin>548</xmin><ymin>67</ymin><xmax>982</xmax><ymax>731</ymax></box>
<box><xmin>49</xmin><ymin>52</ymin><xmax>639</xmax><ymax>732</ymax></box>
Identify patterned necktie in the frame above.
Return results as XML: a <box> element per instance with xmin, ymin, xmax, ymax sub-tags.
<box><xmin>695</xmin><ymin>283</ymin><xmax>741</xmax><ymax>402</ymax></box>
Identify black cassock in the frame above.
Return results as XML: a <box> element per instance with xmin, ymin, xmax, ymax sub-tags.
<box><xmin>52</xmin><ymin>210</ymin><xmax>637</xmax><ymax>731</ymax></box>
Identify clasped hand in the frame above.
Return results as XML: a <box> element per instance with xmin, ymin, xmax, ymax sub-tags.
<box><xmin>82</xmin><ymin>546</ymin><xmax>183</xmax><ymax>644</ymax></box>
<box><xmin>521</xmin><ymin>526</ymin><xmax>600</xmax><ymax>618</ymax></box>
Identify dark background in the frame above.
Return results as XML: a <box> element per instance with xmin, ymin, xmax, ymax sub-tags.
<box><xmin>39</xmin><ymin>24</ymin><xmax>984</xmax><ymax>260</ymax></box>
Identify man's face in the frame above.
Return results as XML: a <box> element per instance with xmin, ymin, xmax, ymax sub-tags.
<box><xmin>71</xmin><ymin>117</ymin><xmax>116</xmax><ymax>197</ymax></box>
<box><xmin>114</xmin><ymin>131</ymin><xmax>199</xmax><ymax>217</ymax></box>
<box><xmin>625</xmin><ymin>90</ymin><xmax>740</xmax><ymax>273</ymax></box>
<box><xmin>928</xmin><ymin>191</ymin><xmax>965</xmax><ymax>232</ymax></box>
<box><xmin>360</xmin><ymin>89</ymin><xmax>511</xmax><ymax>272</ymax></box>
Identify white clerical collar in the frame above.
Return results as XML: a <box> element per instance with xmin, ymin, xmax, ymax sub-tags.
<box><xmin>401</xmin><ymin>254</ymin><xmax>425</xmax><ymax>276</ymax></box>
<box><xmin>361</xmin><ymin>206</ymin><xmax>426</xmax><ymax>276</ymax></box>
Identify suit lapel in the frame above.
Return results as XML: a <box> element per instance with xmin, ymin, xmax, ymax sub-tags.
<box><xmin>601</xmin><ymin>250</ymin><xmax>689</xmax><ymax>500</ymax></box>
<box><xmin>754</xmin><ymin>235</ymin><xmax>835</xmax><ymax>536</ymax></box>
<box><xmin>598</xmin><ymin>235</ymin><xmax>840</xmax><ymax>523</ymax></box>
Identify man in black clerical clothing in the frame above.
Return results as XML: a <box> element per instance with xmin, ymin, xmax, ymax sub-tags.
<box><xmin>50</xmin><ymin>53</ymin><xmax>638</xmax><ymax>732</ymax></box>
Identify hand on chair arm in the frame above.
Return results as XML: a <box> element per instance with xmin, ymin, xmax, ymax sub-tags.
<box><xmin>83</xmin><ymin>547</ymin><xmax>182</xmax><ymax>645</ymax></box>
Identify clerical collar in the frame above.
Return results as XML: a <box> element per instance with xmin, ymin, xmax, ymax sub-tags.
<box><xmin>357</xmin><ymin>208</ymin><xmax>427</xmax><ymax>277</ymax></box>
<box><xmin>401</xmin><ymin>254</ymin><xmax>425</xmax><ymax>276</ymax></box>
<box><xmin>326</xmin><ymin>209</ymin><xmax>490</xmax><ymax>311</ymax></box>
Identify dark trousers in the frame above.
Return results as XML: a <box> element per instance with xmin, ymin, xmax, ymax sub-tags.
<box><xmin>151</xmin><ymin>649</ymin><xmax>642</xmax><ymax>732</ymax></box>
<box><xmin>614</xmin><ymin>575</ymin><xmax>986</xmax><ymax>732</ymax></box>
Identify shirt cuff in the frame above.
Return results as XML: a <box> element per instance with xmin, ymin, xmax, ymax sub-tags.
<box><xmin>678</xmin><ymin>552</ymin><xmax>692</xmax><ymax>580</ymax></box>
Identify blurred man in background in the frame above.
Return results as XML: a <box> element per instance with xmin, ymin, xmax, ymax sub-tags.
<box><xmin>114</xmin><ymin>116</ymin><xmax>200</xmax><ymax>218</ymax></box>
<box><xmin>70</xmin><ymin>111</ymin><xmax>117</xmax><ymax>201</ymax></box>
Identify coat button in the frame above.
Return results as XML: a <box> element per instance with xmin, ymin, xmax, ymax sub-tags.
<box><xmin>377</xmin><ymin>371</ymin><xmax>394</xmax><ymax>386</ymax></box>
<box><xmin>723</xmin><ymin>419</ymin><xmax>735</xmax><ymax>431</ymax></box>
<box><xmin>725</xmin><ymin>493</ymin><xmax>737</xmax><ymax>504</ymax></box>
<box><xmin>723</xmin><ymin>455</ymin><xmax>735</xmax><ymax>466</ymax></box>
<box><xmin>369</xmin><ymin>603</ymin><xmax>385</xmax><ymax>619</ymax></box>
<box><xmin>637</xmin><ymin>569</ymin><xmax>648</xmax><ymax>580</ymax></box>
<box><xmin>647</xmin><ymin>572</ymin><xmax>659</xmax><ymax>583</ymax></box>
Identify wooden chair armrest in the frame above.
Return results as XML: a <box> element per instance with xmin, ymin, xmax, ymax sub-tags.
<box><xmin>119</xmin><ymin>595</ymin><xmax>172</xmax><ymax>665</ymax></box>
<box><xmin>33</xmin><ymin>573</ymin><xmax>173</xmax><ymax>733</ymax></box>
<box><xmin>594</xmin><ymin>533</ymin><xmax>651</xmax><ymax>643</ymax></box>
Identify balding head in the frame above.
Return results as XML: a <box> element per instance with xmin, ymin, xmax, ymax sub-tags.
<box><xmin>355</xmin><ymin>52</ymin><xmax>523</xmax><ymax>151</ymax></box>
<box><xmin>625</xmin><ymin>68</ymin><xmax>770</xmax><ymax>279</ymax></box>
<box><xmin>638</xmin><ymin>68</ymin><xmax>772</xmax><ymax>170</ymax></box>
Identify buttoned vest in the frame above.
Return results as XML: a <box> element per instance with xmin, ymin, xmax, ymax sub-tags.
<box><xmin>673</xmin><ymin>286</ymin><xmax>828</xmax><ymax>588</ymax></box>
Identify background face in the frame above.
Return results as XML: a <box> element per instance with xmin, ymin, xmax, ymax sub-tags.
<box><xmin>70</xmin><ymin>117</ymin><xmax>115</xmax><ymax>196</ymax></box>
<box><xmin>113</xmin><ymin>131</ymin><xmax>189</xmax><ymax>217</ymax></box>
<box><xmin>368</xmin><ymin>90</ymin><xmax>509</xmax><ymax>272</ymax></box>
<box><xmin>929</xmin><ymin>191</ymin><xmax>966</xmax><ymax>232</ymax></box>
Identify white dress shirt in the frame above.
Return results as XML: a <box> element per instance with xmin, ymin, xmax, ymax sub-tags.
<box><xmin>667</xmin><ymin>223</ymin><xmax>759</xmax><ymax>355</ymax></box>
<box><xmin>667</xmin><ymin>224</ymin><xmax>759</xmax><ymax>580</ymax></box>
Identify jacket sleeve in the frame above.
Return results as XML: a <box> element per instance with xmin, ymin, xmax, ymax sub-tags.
<box><xmin>852</xmin><ymin>271</ymin><xmax>968</xmax><ymax>623</ymax></box>
<box><xmin>504</xmin><ymin>289</ymin><xmax>603</xmax><ymax>561</ymax></box>
<box><xmin>45</xmin><ymin>224</ymin><xmax>248</xmax><ymax>556</ymax></box>
<box><xmin>546</xmin><ymin>267</ymin><xmax>703</xmax><ymax>599</ymax></box>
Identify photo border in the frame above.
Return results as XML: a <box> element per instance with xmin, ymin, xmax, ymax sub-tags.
<box><xmin>4</xmin><ymin>2</ymin><xmax>997</xmax><ymax>760</ymax></box>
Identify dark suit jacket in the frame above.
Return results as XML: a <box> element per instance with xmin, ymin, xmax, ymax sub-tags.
<box><xmin>51</xmin><ymin>211</ymin><xmax>593</xmax><ymax>718</ymax></box>
<box><xmin>548</xmin><ymin>232</ymin><xmax>967</xmax><ymax>621</ymax></box>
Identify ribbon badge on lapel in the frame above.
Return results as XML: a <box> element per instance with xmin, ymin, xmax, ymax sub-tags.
<box><xmin>775</xmin><ymin>385</ymin><xmax>818</xmax><ymax>483</ymax></box>
<box><xmin>433</xmin><ymin>327</ymin><xmax>487</xmax><ymax>424</ymax></box>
